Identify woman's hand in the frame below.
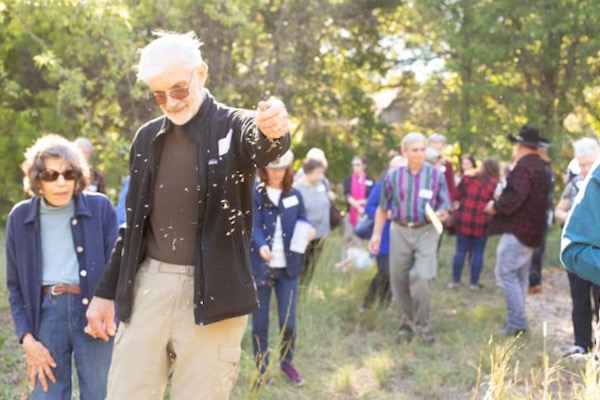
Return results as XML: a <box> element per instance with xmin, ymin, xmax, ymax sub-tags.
<box><xmin>22</xmin><ymin>334</ymin><xmax>56</xmax><ymax>392</ymax></box>
<box><xmin>259</xmin><ymin>245</ymin><xmax>273</xmax><ymax>261</ymax></box>
<box><xmin>308</xmin><ymin>227</ymin><xmax>317</xmax><ymax>242</ymax></box>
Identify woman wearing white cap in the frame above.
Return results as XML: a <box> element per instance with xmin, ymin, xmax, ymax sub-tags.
<box><xmin>250</xmin><ymin>150</ymin><xmax>315</xmax><ymax>387</ymax></box>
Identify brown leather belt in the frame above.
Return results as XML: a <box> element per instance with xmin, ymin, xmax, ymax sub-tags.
<box><xmin>396</xmin><ymin>221</ymin><xmax>430</xmax><ymax>228</ymax></box>
<box><xmin>42</xmin><ymin>284</ymin><xmax>81</xmax><ymax>296</ymax></box>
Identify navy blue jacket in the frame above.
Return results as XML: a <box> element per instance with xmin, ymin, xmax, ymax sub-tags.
<box><xmin>250</xmin><ymin>184</ymin><xmax>308</xmax><ymax>285</ymax></box>
<box><xmin>6</xmin><ymin>193</ymin><xmax>118</xmax><ymax>341</ymax></box>
<box><xmin>365</xmin><ymin>180</ymin><xmax>391</xmax><ymax>255</ymax></box>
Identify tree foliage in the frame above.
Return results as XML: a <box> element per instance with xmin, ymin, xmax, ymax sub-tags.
<box><xmin>407</xmin><ymin>0</ymin><xmax>600</xmax><ymax>163</ymax></box>
<box><xmin>0</xmin><ymin>0</ymin><xmax>599</xmax><ymax>217</ymax></box>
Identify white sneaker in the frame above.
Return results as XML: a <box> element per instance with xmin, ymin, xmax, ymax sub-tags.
<box><xmin>563</xmin><ymin>345</ymin><xmax>587</xmax><ymax>358</ymax></box>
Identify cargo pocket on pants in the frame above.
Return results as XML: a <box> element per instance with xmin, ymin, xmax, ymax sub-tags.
<box><xmin>218</xmin><ymin>345</ymin><xmax>242</xmax><ymax>385</ymax></box>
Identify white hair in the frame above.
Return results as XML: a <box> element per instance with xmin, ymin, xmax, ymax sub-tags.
<box><xmin>428</xmin><ymin>133</ymin><xmax>446</xmax><ymax>144</ymax></box>
<box><xmin>401</xmin><ymin>132</ymin><xmax>426</xmax><ymax>149</ymax></box>
<box><xmin>425</xmin><ymin>147</ymin><xmax>441</xmax><ymax>164</ymax></box>
<box><xmin>137</xmin><ymin>31</ymin><xmax>204</xmax><ymax>83</ymax></box>
<box><xmin>573</xmin><ymin>137</ymin><xmax>600</xmax><ymax>158</ymax></box>
<box><xmin>305</xmin><ymin>147</ymin><xmax>328</xmax><ymax>168</ymax></box>
<box><xmin>74</xmin><ymin>137</ymin><xmax>93</xmax><ymax>153</ymax></box>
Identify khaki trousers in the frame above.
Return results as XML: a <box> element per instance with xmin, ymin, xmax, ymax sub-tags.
<box><xmin>106</xmin><ymin>258</ymin><xmax>248</xmax><ymax>400</ymax></box>
<box><xmin>389</xmin><ymin>223</ymin><xmax>439</xmax><ymax>334</ymax></box>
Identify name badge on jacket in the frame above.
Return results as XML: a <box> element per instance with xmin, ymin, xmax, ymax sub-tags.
<box><xmin>418</xmin><ymin>188</ymin><xmax>433</xmax><ymax>200</ymax></box>
<box><xmin>282</xmin><ymin>195</ymin><xmax>299</xmax><ymax>208</ymax></box>
<box><xmin>218</xmin><ymin>129</ymin><xmax>232</xmax><ymax>156</ymax></box>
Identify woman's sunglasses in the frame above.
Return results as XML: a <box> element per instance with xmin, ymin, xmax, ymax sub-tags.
<box><xmin>39</xmin><ymin>169</ymin><xmax>77</xmax><ymax>182</ymax></box>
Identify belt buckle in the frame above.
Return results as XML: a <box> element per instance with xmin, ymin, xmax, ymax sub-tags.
<box><xmin>407</xmin><ymin>222</ymin><xmax>416</xmax><ymax>228</ymax></box>
<box><xmin>50</xmin><ymin>285</ymin><xmax>60</xmax><ymax>296</ymax></box>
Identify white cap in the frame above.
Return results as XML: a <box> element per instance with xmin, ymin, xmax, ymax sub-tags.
<box><xmin>267</xmin><ymin>150</ymin><xmax>294</xmax><ymax>170</ymax></box>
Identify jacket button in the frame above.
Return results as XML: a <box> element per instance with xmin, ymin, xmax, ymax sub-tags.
<box><xmin>81</xmin><ymin>298</ymin><xmax>89</xmax><ymax>305</ymax></box>
<box><xmin>76</xmin><ymin>246</ymin><xmax>84</xmax><ymax>253</ymax></box>
<box><xmin>80</xmin><ymin>270</ymin><xmax>87</xmax><ymax>277</ymax></box>
<box><xmin>71</xmin><ymin>219</ymin><xmax>78</xmax><ymax>225</ymax></box>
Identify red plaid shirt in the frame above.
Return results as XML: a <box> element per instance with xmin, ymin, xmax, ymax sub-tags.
<box><xmin>492</xmin><ymin>154</ymin><xmax>552</xmax><ymax>247</ymax></box>
<box><xmin>454</xmin><ymin>176</ymin><xmax>498</xmax><ymax>236</ymax></box>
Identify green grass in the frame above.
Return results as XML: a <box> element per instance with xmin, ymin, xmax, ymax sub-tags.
<box><xmin>1</xmin><ymin>226</ymin><xmax>598</xmax><ymax>399</ymax></box>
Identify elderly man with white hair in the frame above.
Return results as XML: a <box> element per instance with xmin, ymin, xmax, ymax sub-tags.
<box><xmin>556</xmin><ymin>137</ymin><xmax>600</xmax><ymax>356</ymax></box>
<box><xmin>84</xmin><ymin>31</ymin><xmax>290</xmax><ymax>399</ymax></box>
<box><xmin>370</xmin><ymin>132</ymin><xmax>451</xmax><ymax>344</ymax></box>
<box><xmin>427</xmin><ymin>133</ymin><xmax>457</xmax><ymax>201</ymax></box>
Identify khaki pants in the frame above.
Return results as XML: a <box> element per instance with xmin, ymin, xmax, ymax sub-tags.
<box><xmin>106</xmin><ymin>258</ymin><xmax>248</xmax><ymax>400</ymax></box>
<box><xmin>389</xmin><ymin>223</ymin><xmax>439</xmax><ymax>335</ymax></box>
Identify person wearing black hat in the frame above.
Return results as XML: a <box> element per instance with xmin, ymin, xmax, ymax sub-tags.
<box><xmin>484</xmin><ymin>125</ymin><xmax>552</xmax><ymax>336</ymax></box>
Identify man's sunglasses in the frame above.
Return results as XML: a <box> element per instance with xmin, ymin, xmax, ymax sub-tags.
<box><xmin>151</xmin><ymin>68</ymin><xmax>196</xmax><ymax>106</ymax></box>
<box><xmin>39</xmin><ymin>169</ymin><xmax>77</xmax><ymax>182</ymax></box>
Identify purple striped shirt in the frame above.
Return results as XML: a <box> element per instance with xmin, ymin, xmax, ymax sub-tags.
<box><xmin>380</xmin><ymin>163</ymin><xmax>451</xmax><ymax>223</ymax></box>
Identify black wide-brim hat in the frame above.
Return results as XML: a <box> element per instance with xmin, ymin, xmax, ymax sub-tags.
<box><xmin>508</xmin><ymin>125</ymin><xmax>550</xmax><ymax>148</ymax></box>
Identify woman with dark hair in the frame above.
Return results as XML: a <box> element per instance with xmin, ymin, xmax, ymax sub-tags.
<box><xmin>449</xmin><ymin>158</ymin><xmax>500</xmax><ymax>290</ymax></box>
<box><xmin>458</xmin><ymin>154</ymin><xmax>477</xmax><ymax>180</ymax></box>
<box><xmin>6</xmin><ymin>134</ymin><xmax>118</xmax><ymax>399</ymax></box>
<box><xmin>250</xmin><ymin>150</ymin><xmax>315</xmax><ymax>387</ymax></box>
<box><xmin>293</xmin><ymin>158</ymin><xmax>330</xmax><ymax>286</ymax></box>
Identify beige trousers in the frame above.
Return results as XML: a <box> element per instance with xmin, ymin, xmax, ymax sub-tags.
<box><xmin>106</xmin><ymin>258</ymin><xmax>248</xmax><ymax>400</ymax></box>
<box><xmin>389</xmin><ymin>223</ymin><xmax>439</xmax><ymax>335</ymax></box>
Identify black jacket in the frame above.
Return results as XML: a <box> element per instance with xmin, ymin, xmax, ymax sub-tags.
<box><xmin>94</xmin><ymin>92</ymin><xmax>290</xmax><ymax>325</ymax></box>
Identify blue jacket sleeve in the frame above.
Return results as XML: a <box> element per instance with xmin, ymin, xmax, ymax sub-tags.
<box><xmin>296</xmin><ymin>189</ymin><xmax>308</xmax><ymax>223</ymax></box>
<box><xmin>435</xmin><ymin>172</ymin><xmax>451</xmax><ymax>211</ymax></box>
<box><xmin>5</xmin><ymin>212</ymin><xmax>33</xmax><ymax>342</ymax></box>
<box><xmin>116</xmin><ymin>176</ymin><xmax>130</xmax><ymax>226</ymax></box>
<box><xmin>252</xmin><ymin>190</ymin><xmax>268</xmax><ymax>249</ymax></box>
<box><xmin>560</xmin><ymin>166</ymin><xmax>600</xmax><ymax>284</ymax></box>
<box><xmin>365</xmin><ymin>181</ymin><xmax>382</xmax><ymax>219</ymax></box>
<box><xmin>103</xmin><ymin>198</ymin><xmax>119</xmax><ymax>262</ymax></box>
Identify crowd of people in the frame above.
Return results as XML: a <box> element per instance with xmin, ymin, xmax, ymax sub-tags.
<box><xmin>6</xmin><ymin>29</ymin><xmax>600</xmax><ymax>400</ymax></box>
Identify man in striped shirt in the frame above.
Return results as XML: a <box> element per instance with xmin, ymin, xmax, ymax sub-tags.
<box><xmin>370</xmin><ymin>132</ymin><xmax>451</xmax><ymax>344</ymax></box>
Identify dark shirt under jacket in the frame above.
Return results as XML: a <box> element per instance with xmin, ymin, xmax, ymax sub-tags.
<box><xmin>147</xmin><ymin>125</ymin><xmax>200</xmax><ymax>266</ymax></box>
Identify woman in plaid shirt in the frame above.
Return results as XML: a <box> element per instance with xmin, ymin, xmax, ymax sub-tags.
<box><xmin>450</xmin><ymin>158</ymin><xmax>500</xmax><ymax>290</ymax></box>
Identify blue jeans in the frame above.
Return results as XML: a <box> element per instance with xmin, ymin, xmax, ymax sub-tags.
<box><xmin>495</xmin><ymin>234</ymin><xmax>534</xmax><ymax>331</ymax></box>
<box><xmin>31</xmin><ymin>293</ymin><xmax>113</xmax><ymax>400</ymax></box>
<box><xmin>252</xmin><ymin>268</ymin><xmax>298</xmax><ymax>373</ymax></box>
<box><xmin>452</xmin><ymin>234</ymin><xmax>488</xmax><ymax>285</ymax></box>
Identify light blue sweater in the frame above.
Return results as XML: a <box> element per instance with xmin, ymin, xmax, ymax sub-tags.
<box><xmin>40</xmin><ymin>198</ymin><xmax>79</xmax><ymax>285</ymax></box>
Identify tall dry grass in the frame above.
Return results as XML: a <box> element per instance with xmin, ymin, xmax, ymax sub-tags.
<box><xmin>2</xmin><ymin>227</ymin><xmax>600</xmax><ymax>399</ymax></box>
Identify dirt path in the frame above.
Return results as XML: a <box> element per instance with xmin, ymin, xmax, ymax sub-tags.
<box><xmin>527</xmin><ymin>265</ymin><xmax>575</xmax><ymax>356</ymax></box>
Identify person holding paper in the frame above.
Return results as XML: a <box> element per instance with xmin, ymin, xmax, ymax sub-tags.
<box><xmin>250</xmin><ymin>150</ymin><xmax>315</xmax><ymax>387</ymax></box>
<box><xmin>369</xmin><ymin>132</ymin><xmax>451</xmax><ymax>344</ymax></box>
